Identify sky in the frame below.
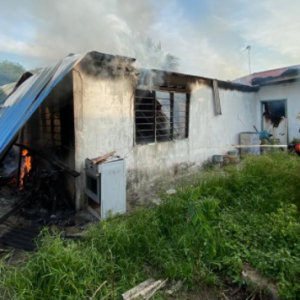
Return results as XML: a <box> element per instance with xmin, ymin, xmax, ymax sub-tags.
<box><xmin>1</xmin><ymin>0</ymin><xmax>300</xmax><ymax>80</ymax></box>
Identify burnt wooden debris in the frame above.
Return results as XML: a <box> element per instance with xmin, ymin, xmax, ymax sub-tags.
<box><xmin>15</xmin><ymin>143</ymin><xmax>80</xmax><ymax>177</ymax></box>
<box><xmin>92</xmin><ymin>151</ymin><xmax>116</xmax><ymax>164</ymax></box>
<box><xmin>0</xmin><ymin>142</ymin><xmax>78</xmax><ymax>227</ymax></box>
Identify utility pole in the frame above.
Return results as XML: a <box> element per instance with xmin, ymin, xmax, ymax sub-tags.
<box><xmin>245</xmin><ymin>45</ymin><xmax>251</xmax><ymax>74</ymax></box>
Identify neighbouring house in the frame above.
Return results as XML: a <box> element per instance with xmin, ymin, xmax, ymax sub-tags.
<box><xmin>1</xmin><ymin>51</ymin><xmax>300</xmax><ymax>213</ymax></box>
<box><xmin>234</xmin><ymin>64</ymin><xmax>300</xmax><ymax>146</ymax></box>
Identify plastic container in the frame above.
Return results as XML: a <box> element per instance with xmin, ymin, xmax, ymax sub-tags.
<box><xmin>260</xmin><ymin>138</ymin><xmax>271</xmax><ymax>154</ymax></box>
<box><xmin>223</xmin><ymin>155</ymin><xmax>230</xmax><ymax>165</ymax></box>
<box><xmin>213</xmin><ymin>155</ymin><xmax>223</xmax><ymax>163</ymax></box>
<box><xmin>270</xmin><ymin>139</ymin><xmax>280</xmax><ymax>145</ymax></box>
<box><xmin>228</xmin><ymin>150</ymin><xmax>238</xmax><ymax>156</ymax></box>
<box><xmin>270</xmin><ymin>138</ymin><xmax>280</xmax><ymax>153</ymax></box>
<box><xmin>240</xmin><ymin>132</ymin><xmax>260</xmax><ymax>156</ymax></box>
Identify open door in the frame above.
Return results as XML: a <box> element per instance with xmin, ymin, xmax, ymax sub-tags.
<box><xmin>262</xmin><ymin>100</ymin><xmax>287</xmax><ymax>145</ymax></box>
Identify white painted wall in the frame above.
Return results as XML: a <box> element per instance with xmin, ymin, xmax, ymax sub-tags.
<box><xmin>73</xmin><ymin>66</ymin><xmax>258</xmax><ymax>209</ymax></box>
<box><xmin>73</xmin><ymin>65</ymin><xmax>135</xmax><ymax>209</ymax></box>
<box><xmin>257</xmin><ymin>82</ymin><xmax>300</xmax><ymax>143</ymax></box>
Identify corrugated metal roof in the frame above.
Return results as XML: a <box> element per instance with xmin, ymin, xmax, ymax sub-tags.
<box><xmin>0</xmin><ymin>53</ymin><xmax>84</xmax><ymax>159</ymax></box>
<box><xmin>233</xmin><ymin>64</ymin><xmax>300</xmax><ymax>86</ymax></box>
<box><xmin>0</xmin><ymin>82</ymin><xmax>16</xmax><ymax>106</ymax></box>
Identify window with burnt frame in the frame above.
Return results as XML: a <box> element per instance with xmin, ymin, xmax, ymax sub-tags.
<box><xmin>135</xmin><ymin>89</ymin><xmax>189</xmax><ymax>144</ymax></box>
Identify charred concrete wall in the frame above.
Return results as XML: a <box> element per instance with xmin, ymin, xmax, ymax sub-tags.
<box><xmin>72</xmin><ymin>64</ymin><xmax>258</xmax><ymax>210</ymax></box>
<box><xmin>127</xmin><ymin>81</ymin><xmax>258</xmax><ymax>205</ymax></box>
<box><xmin>257</xmin><ymin>82</ymin><xmax>300</xmax><ymax>143</ymax></box>
<box><xmin>72</xmin><ymin>61</ymin><xmax>135</xmax><ymax>210</ymax></box>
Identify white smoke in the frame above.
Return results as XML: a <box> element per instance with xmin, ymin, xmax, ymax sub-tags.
<box><xmin>1</xmin><ymin>1</ymin><xmax>160</xmax><ymax>59</ymax></box>
<box><xmin>1</xmin><ymin>0</ymin><xmax>249</xmax><ymax>79</ymax></box>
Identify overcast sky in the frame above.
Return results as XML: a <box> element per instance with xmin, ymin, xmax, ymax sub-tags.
<box><xmin>1</xmin><ymin>0</ymin><xmax>300</xmax><ymax>80</ymax></box>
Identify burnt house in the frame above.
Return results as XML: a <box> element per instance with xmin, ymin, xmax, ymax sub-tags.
<box><xmin>1</xmin><ymin>51</ymin><xmax>299</xmax><ymax>214</ymax></box>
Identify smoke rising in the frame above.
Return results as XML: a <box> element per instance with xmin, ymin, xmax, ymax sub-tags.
<box><xmin>1</xmin><ymin>0</ymin><xmax>266</xmax><ymax>79</ymax></box>
<box><xmin>1</xmin><ymin>0</ymin><xmax>174</xmax><ymax>70</ymax></box>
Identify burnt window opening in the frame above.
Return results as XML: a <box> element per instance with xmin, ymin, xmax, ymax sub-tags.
<box><xmin>135</xmin><ymin>89</ymin><xmax>190</xmax><ymax>145</ymax></box>
<box><xmin>263</xmin><ymin>101</ymin><xmax>286</xmax><ymax>128</ymax></box>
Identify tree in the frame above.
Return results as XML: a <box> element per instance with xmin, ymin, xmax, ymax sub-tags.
<box><xmin>0</xmin><ymin>60</ymin><xmax>26</xmax><ymax>86</ymax></box>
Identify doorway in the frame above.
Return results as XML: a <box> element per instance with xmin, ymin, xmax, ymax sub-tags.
<box><xmin>261</xmin><ymin>100</ymin><xmax>287</xmax><ymax>145</ymax></box>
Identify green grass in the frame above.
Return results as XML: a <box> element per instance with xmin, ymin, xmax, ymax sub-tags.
<box><xmin>1</xmin><ymin>152</ymin><xmax>300</xmax><ymax>299</ymax></box>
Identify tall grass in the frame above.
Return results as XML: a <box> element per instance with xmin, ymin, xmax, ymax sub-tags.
<box><xmin>1</xmin><ymin>152</ymin><xmax>300</xmax><ymax>299</ymax></box>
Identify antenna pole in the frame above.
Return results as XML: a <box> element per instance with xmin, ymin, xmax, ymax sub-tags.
<box><xmin>248</xmin><ymin>47</ymin><xmax>251</xmax><ymax>74</ymax></box>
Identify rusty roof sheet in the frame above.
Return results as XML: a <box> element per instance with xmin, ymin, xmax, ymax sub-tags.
<box><xmin>233</xmin><ymin>64</ymin><xmax>300</xmax><ymax>86</ymax></box>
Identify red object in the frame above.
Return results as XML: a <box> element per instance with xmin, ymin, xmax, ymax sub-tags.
<box><xmin>295</xmin><ymin>143</ymin><xmax>300</xmax><ymax>153</ymax></box>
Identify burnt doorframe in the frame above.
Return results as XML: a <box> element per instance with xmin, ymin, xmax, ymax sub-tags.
<box><xmin>260</xmin><ymin>99</ymin><xmax>288</xmax><ymax>141</ymax></box>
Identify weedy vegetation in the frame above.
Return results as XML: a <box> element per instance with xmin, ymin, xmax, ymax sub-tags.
<box><xmin>1</xmin><ymin>152</ymin><xmax>300</xmax><ymax>299</ymax></box>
